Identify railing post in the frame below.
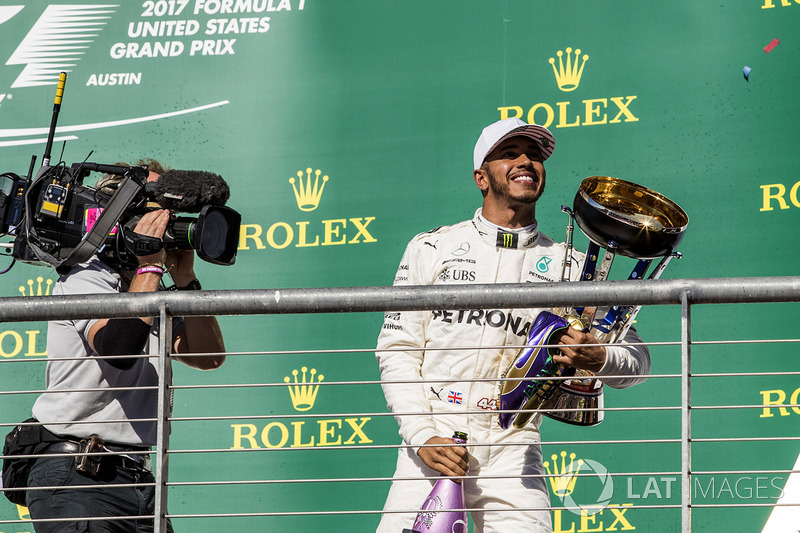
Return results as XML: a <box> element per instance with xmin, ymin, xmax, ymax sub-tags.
<box><xmin>680</xmin><ymin>291</ymin><xmax>692</xmax><ymax>532</ymax></box>
<box><xmin>154</xmin><ymin>304</ymin><xmax>173</xmax><ymax>533</ymax></box>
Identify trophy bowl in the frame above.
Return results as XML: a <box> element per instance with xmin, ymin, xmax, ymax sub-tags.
<box><xmin>573</xmin><ymin>176</ymin><xmax>689</xmax><ymax>259</ymax></box>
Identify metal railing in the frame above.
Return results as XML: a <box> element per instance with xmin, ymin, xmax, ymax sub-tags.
<box><xmin>2</xmin><ymin>276</ymin><xmax>800</xmax><ymax>532</ymax></box>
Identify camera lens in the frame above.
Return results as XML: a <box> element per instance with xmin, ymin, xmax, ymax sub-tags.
<box><xmin>191</xmin><ymin>205</ymin><xmax>241</xmax><ymax>265</ymax></box>
<box><xmin>198</xmin><ymin>209</ymin><xmax>228</xmax><ymax>259</ymax></box>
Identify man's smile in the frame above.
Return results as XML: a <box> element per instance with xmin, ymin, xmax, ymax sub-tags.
<box><xmin>510</xmin><ymin>172</ymin><xmax>537</xmax><ymax>184</ymax></box>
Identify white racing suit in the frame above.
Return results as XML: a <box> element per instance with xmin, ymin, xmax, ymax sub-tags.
<box><xmin>375</xmin><ymin>209</ymin><xmax>650</xmax><ymax>533</ymax></box>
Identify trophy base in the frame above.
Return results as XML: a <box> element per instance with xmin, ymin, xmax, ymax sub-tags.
<box><xmin>543</xmin><ymin>372</ymin><xmax>604</xmax><ymax>426</ymax></box>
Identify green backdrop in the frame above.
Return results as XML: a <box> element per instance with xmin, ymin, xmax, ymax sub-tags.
<box><xmin>1</xmin><ymin>1</ymin><xmax>799</xmax><ymax>531</ymax></box>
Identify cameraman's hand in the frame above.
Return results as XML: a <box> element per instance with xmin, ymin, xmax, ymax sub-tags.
<box><xmin>133</xmin><ymin>209</ymin><xmax>169</xmax><ymax>266</ymax></box>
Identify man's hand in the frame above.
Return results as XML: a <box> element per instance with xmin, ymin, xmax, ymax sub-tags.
<box><xmin>130</xmin><ymin>209</ymin><xmax>224</xmax><ymax>369</ymax></box>
<box><xmin>552</xmin><ymin>327</ymin><xmax>607</xmax><ymax>373</ymax></box>
<box><xmin>132</xmin><ymin>209</ymin><xmax>170</xmax><ymax>266</ymax></box>
<box><xmin>417</xmin><ymin>436</ymin><xmax>469</xmax><ymax>477</ymax></box>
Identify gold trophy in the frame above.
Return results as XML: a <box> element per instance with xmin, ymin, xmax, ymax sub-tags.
<box><xmin>498</xmin><ymin>176</ymin><xmax>688</xmax><ymax>429</ymax></box>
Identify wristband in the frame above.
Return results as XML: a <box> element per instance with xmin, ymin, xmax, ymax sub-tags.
<box><xmin>136</xmin><ymin>265</ymin><xmax>165</xmax><ymax>276</ymax></box>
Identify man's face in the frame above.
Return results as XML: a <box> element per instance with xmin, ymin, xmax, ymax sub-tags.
<box><xmin>478</xmin><ymin>137</ymin><xmax>546</xmax><ymax>206</ymax></box>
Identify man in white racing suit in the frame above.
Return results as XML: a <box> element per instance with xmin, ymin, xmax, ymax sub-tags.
<box><xmin>375</xmin><ymin>118</ymin><xmax>650</xmax><ymax>533</ymax></box>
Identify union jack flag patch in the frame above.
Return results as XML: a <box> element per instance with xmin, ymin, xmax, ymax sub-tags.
<box><xmin>447</xmin><ymin>391</ymin><xmax>463</xmax><ymax>404</ymax></box>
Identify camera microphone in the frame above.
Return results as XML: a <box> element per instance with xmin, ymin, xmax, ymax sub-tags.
<box><xmin>149</xmin><ymin>169</ymin><xmax>230</xmax><ymax>213</ymax></box>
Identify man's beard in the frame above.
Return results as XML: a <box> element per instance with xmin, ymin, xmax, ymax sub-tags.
<box><xmin>486</xmin><ymin>168</ymin><xmax>545</xmax><ymax>204</ymax></box>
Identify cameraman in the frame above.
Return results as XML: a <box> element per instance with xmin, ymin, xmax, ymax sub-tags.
<box><xmin>25</xmin><ymin>160</ymin><xmax>226</xmax><ymax>533</ymax></box>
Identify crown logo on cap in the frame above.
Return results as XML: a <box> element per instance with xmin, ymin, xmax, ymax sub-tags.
<box><xmin>544</xmin><ymin>450</ymin><xmax>584</xmax><ymax>496</ymax></box>
<box><xmin>549</xmin><ymin>48</ymin><xmax>589</xmax><ymax>92</ymax></box>
<box><xmin>284</xmin><ymin>366</ymin><xmax>324</xmax><ymax>411</ymax></box>
<box><xmin>18</xmin><ymin>276</ymin><xmax>53</xmax><ymax>297</ymax></box>
<box><xmin>289</xmin><ymin>168</ymin><xmax>329</xmax><ymax>212</ymax></box>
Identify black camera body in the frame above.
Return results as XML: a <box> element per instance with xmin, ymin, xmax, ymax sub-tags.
<box><xmin>1</xmin><ymin>162</ymin><xmax>240</xmax><ymax>274</ymax></box>
<box><xmin>3</xmin><ymin>165</ymin><xmax>115</xmax><ymax>264</ymax></box>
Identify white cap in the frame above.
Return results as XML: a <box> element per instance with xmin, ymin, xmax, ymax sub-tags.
<box><xmin>473</xmin><ymin>117</ymin><xmax>555</xmax><ymax>170</ymax></box>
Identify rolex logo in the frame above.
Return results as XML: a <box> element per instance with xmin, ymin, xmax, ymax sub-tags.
<box><xmin>544</xmin><ymin>451</ymin><xmax>584</xmax><ymax>496</ymax></box>
<box><xmin>19</xmin><ymin>276</ymin><xmax>53</xmax><ymax>297</ymax></box>
<box><xmin>549</xmin><ymin>48</ymin><xmax>589</xmax><ymax>92</ymax></box>
<box><xmin>289</xmin><ymin>168</ymin><xmax>329</xmax><ymax>212</ymax></box>
<box><xmin>284</xmin><ymin>366</ymin><xmax>324</xmax><ymax>411</ymax></box>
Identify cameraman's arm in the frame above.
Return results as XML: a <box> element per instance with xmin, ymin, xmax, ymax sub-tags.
<box><xmin>173</xmin><ymin>316</ymin><xmax>226</xmax><ymax>369</ymax></box>
<box><xmin>168</xmin><ymin>249</ymin><xmax>227</xmax><ymax>370</ymax></box>
<box><xmin>88</xmin><ymin>210</ymin><xmax>170</xmax><ymax>369</ymax></box>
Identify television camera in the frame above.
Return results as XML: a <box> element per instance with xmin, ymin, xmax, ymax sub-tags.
<box><xmin>0</xmin><ymin>73</ymin><xmax>240</xmax><ymax>275</ymax></box>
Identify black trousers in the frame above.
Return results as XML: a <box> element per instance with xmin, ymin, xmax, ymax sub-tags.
<box><xmin>26</xmin><ymin>455</ymin><xmax>174</xmax><ymax>533</ymax></box>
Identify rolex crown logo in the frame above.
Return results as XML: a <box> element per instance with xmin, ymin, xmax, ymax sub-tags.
<box><xmin>549</xmin><ymin>47</ymin><xmax>589</xmax><ymax>92</ymax></box>
<box><xmin>19</xmin><ymin>276</ymin><xmax>53</xmax><ymax>297</ymax></box>
<box><xmin>544</xmin><ymin>451</ymin><xmax>584</xmax><ymax>496</ymax></box>
<box><xmin>284</xmin><ymin>366</ymin><xmax>324</xmax><ymax>411</ymax></box>
<box><xmin>289</xmin><ymin>168</ymin><xmax>329</xmax><ymax>212</ymax></box>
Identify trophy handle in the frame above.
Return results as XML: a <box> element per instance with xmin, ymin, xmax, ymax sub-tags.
<box><xmin>607</xmin><ymin>252</ymin><xmax>680</xmax><ymax>344</ymax></box>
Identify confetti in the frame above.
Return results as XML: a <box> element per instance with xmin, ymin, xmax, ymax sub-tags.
<box><xmin>764</xmin><ymin>38</ymin><xmax>780</xmax><ymax>53</ymax></box>
<box><xmin>743</xmin><ymin>66</ymin><xmax>752</xmax><ymax>81</ymax></box>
